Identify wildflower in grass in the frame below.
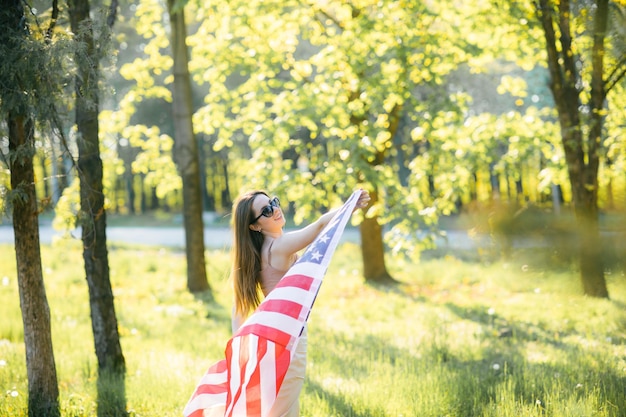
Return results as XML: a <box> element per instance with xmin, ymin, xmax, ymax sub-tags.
<box><xmin>492</xmin><ymin>363</ymin><xmax>500</xmax><ymax>371</ymax></box>
<box><xmin>534</xmin><ymin>288</ymin><xmax>541</xmax><ymax>293</ymax></box>
<box><xmin>487</xmin><ymin>307</ymin><xmax>495</xmax><ymax>316</ymax></box>
<box><xmin>0</xmin><ymin>359</ymin><xmax>6</xmax><ymax>367</ymax></box>
<box><xmin>521</xmin><ymin>265</ymin><xmax>529</xmax><ymax>272</ymax></box>
<box><xmin>576</xmin><ymin>383</ymin><xmax>583</xmax><ymax>389</ymax></box>
<box><xmin>1</xmin><ymin>276</ymin><xmax>8</xmax><ymax>286</ymax></box>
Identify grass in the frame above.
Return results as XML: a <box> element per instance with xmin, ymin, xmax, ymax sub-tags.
<box><xmin>0</xmin><ymin>239</ymin><xmax>625</xmax><ymax>416</ymax></box>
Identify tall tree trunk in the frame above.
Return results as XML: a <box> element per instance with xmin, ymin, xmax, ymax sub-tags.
<box><xmin>536</xmin><ymin>0</ymin><xmax>608</xmax><ymax>297</ymax></box>
<box><xmin>68</xmin><ymin>0</ymin><xmax>127</xmax><ymax>414</ymax></box>
<box><xmin>580</xmin><ymin>0</ymin><xmax>610</xmax><ymax>297</ymax></box>
<box><xmin>9</xmin><ymin>115</ymin><xmax>61</xmax><ymax>417</ymax></box>
<box><xmin>167</xmin><ymin>0</ymin><xmax>210</xmax><ymax>293</ymax></box>
<box><xmin>118</xmin><ymin>142</ymin><xmax>137</xmax><ymax>214</ymax></box>
<box><xmin>489</xmin><ymin>163</ymin><xmax>500</xmax><ymax>201</ymax></box>
<box><xmin>49</xmin><ymin>138</ymin><xmax>62</xmax><ymax>205</ymax></box>
<box><xmin>198</xmin><ymin>138</ymin><xmax>212</xmax><ymax>211</ymax></box>
<box><xmin>357</xmin><ymin>105</ymin><xmax>399</xmax><ymax>284</ymax></box>
<box><xmin>359</xmin><ymin>189</ymin><xmax>394</xmax><ymax>283</ymax></box>
<box><xmin>2</xmin><ymin>2</ymin><xmax>61</xmax><ymax>415</ymax></box>
<box><xmin>221</xmin><ymin>152</ymin><xmax>232</xmax><ymax>211</ymax></box>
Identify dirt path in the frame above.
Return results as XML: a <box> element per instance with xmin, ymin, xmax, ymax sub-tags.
<box><xmin>0</xmin><ymin>224</ymin><xmax>480</xmax><ymax>250</ymax></box>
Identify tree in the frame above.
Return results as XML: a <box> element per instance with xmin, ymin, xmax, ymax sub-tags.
<box><xmin>110</xmin><ymin>0</ymin><xmax>210</xmax><ymax>293</ymax></box>
<box><xmin>189</xmin><ymin>0</ymin><xmax>477</xmax><ymax>280</ymax></box>
<box><xmin>1</xmin><ymin>2</ymin><xmax>60</xmax><ymax>415</ymax></box>
<box><xmin>532</xmin><ymin>0</ymin><xmax>626</xmax><ymax>297</ymax></box>
<box><xmin>167</xmin><ymin>0</ymin><xmax>210</xmax><ymax>293</ymax></box>
<box><xmin>67</xmin><ymin>0</ymin><xmax>127</xmax><ymax>414</ymax></box>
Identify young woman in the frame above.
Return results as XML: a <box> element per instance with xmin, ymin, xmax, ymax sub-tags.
<box><xmin>230</xmin><ymin>189</ymin><xmax>370</xmax><ymax>417</ymax></box>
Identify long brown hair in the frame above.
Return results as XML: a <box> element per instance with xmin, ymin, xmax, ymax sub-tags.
<box><xmin>231</xmin><ymin>190</ymin><xmax>267</xmax><ymax>318</ymax></box>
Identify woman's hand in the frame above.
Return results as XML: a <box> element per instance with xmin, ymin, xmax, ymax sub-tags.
<box><xmin>355</xmin><ymin>189</ymin><xmax>371</xmax><ymax>210</ymax></box>
<box><xmin>276</xmin><ymin>189</ymin><xmax>371</xmax><ymax>259</ymax></box>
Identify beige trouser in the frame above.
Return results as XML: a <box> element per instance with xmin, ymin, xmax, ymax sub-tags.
<box><xmin>267</xmin><ymin>328</ymin><xmax>307</xmax><ymax>417</ymax></box>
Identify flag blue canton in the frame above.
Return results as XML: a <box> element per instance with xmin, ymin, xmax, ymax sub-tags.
<box><xmin>298</xmin><ymin>204</ymin><xmax>349</xmax><ymax>264</ymax></box>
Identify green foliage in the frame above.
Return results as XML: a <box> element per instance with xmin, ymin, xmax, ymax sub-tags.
<box><xmin>104</xmin><ymin>0</ymin><xmax>626</xmax><ymax>260</ymax></box>
<box><xmin>107</xmin><ymin>0</ymin><xmax>180</xmax><ymax>210</ymax></box>
<box><xmin>3</xmin><ymin>186</ymin><xmax>31</xmax><ymax>214</ymax></box>
<box><xmin>52</xmin><ymin>177</ymin><xmax>80</xmax><ymax>232</ymax></box>
<box><xmin>0</xmin><ymin>6</ymin><xmax>74</xmax><ymax>120</ymax></box>
<box><xmin>123</xmin><ymin>124</ymin><xmax>181</xmax><ymax>198</ymax></box>
<box><xmin>0</xmin><ymin>3</ymin><xmax>116</xmax><ymax>223</ymax></box>
<box><xmin>493</xmin><ymin>0</ymin><xmax>626</xmax><ymax>150</ymax></box>
<box><xmin>186</xmin><ymin>0</ymin><xmax>483</xmax><ymax>246</ymax></box>
<box><xmin>5</xmin><ymin>142</ymin><xmax>36</xmax><ymax>168</ymax></box>
<box><xmin>608</xmin><ymin>2</ymin><xmax>626</xmax><ymax>62</ymax></box>
<box><xmin>0</xmin><ymin>242</ymin><xmax>624</xmax><ymax>415</ymax></box>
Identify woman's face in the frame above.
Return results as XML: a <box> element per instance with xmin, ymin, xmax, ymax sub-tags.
<box><xmin>250</xmin><ymin>194</ymin><xmax>285</xmax><ymax>232</ymax></box>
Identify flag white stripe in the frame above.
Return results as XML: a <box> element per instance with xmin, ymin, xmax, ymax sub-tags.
<box><xmin>197</xmin><ymin>368</ymin><xmax>227</xmax><ymax>386</ymax></box>
<box><xmin>262</xmin><ymin>286</ymin><xmax>311</xmax><ymax>304</ymax></box>
<box><xmin>183</xmin><ymin>392</ymin><xmax>226</xmax><ymax>415</ymax></box>
<box><xmin>279</xmin><ymin>262</ymin><xmax>326</xmax><ymax>278</ymax></box>
<box><xmin>241</xmin><ymin>311</ymin><xmax>303</xmax><ymax>337</ymax></box>
<box><xmin>227</xmin><ymin>337</ymin><xmax>242</xmax><ymax>415</ymax></box>
<box><xmin>239</xmin><ymin>335</ymin><xmax>261</xmax><ymax>415</ymax></box>
<box><xmin>259</xmin><ymin>341</ymin><xmax>277</xmax><ymax>417</ymax></box>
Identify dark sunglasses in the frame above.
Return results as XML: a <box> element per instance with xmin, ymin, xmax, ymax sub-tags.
<box><xmin>250</xmin><ymin>196</ymin><xmax>280</xmax><ymax>224</ymax></box>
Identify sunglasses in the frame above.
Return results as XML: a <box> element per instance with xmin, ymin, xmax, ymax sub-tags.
<box><xmin>250</xmin><ymin>196</ymin><xmax>280</xmax><ymax>224</ymax></box>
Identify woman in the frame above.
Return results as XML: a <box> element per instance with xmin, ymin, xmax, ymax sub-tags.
<box><xmin>230</xmin><ymin>189</ymin><xmax>370</xmax><ymax>417</ymax></box>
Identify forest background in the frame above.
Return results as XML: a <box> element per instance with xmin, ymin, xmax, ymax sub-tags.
<box><xmin>1</xmin><ymin>0</ymin><xmax>626</xmax><ymax>415</ymax></box>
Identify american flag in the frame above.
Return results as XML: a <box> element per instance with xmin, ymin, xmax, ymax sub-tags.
<box><xmin>183</xmin><ymin>191</ymin><xmax>361</xmax><ymax>417</ymax></box>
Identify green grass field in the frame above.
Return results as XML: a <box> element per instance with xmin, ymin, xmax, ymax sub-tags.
<box><xmin>0</xmin><ymin>239</ymin><xmax>625</xmax><ymax>416</ymax></box>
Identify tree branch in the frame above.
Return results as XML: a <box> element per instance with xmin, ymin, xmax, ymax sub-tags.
<box><xmin>605</xmin><ymin>56</ymin><xmax>626</xmax><ymax>94</ymax></box>
<box><xmin>587</xmin><ymin>0</ymin><xmax>610</xmax><ymax>178</ymax></box>
<box><xmin>107</xmin><ymin>0</ymin><xmax>118</xmax><ymax>28</ymax></box>
<box><xmin>558</xmin><ymin>0</ymin><xmax>579</xmax><ymax>102</ymax></box>
<box><xmin>535</xmin><ymin>0</ymin><xmax>565</xmax><ymax>104</ymax></box>
<box><xmin>45</xmin><ymin>0</ymin><xmax>59</xmax><ymax>42</ymax></box>
<box><xmin>310</xmin><ymin>1</ymin><xmax>344</xmax><ymax>31</ymax></box>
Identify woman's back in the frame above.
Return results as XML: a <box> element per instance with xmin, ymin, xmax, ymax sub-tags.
<box><xmin>260</xmin><ymin>240</ymin><xmax>296</xmax><ymax>296</ymax></box>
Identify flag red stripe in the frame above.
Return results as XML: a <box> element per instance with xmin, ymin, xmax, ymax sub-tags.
<box><xmin>212</xmin><ymin>360</ymin><xmax>228</xmax><ymax>373</ymax></box>
<box><xmin>273</xmin><ymin>345</ymin><xmax>291</xmax><ymax>389</ymax></box>
<box><xmin>257</xmin><ymin>299</ymin><xmax>304</xmax><ymax>319</ymax></box>
<box><xmin>274</xmin><ymin>274</ymin><xmax>315</xmax><ymax>291</ymax></box>
<box><xmin>188</xmin><ymin>360</ymin><xmax>228</xmax><ymax>397</ymax></box>
<box><xmin>185</xmin><ymin>409</ymin><xmax>204</xmax><ymax>417</ymax></box>
<box><xmin>245</xmin><ymin>338</ymin><xmax>265</xmax><ymax>416</ymax></box>
<box><xmin>194</xmin><ymin>382</ymin><xmax>227</xmax><ymax>396</ymax></box>
<box><xmin>225</xmin><ymin>337</ymin><xmax>244</xmax><ymax>415</ymax></box>
<box><xmin>237</xmin><ymin>323</ymin><xmax>293</xmax><ymax>347</ymax></box>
